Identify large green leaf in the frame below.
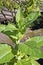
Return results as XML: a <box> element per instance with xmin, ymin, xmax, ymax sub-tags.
<box><xmin>16</xmin><ymin>7</ymin><xmax>24</xmax><ymax>28</ymax></box>
<box><xmin>28</xmin><ymin>36</ymin><xmax>43</xmax><ymax>48</ymax></box>
<box><xmin>18</xmin><ymin>43</ymin><xmax>32</xmax><ymax>55</ymax></box>
<box><xmin>21</xmin><ymin>11</ymin><xmax>40</xmax><ymax>31</ymax></box>
<box><xmin>25</xmin><ymin>36</ymin><xmax>43</xmax><ymax>58</ymax></box>
<box><xmin>1</xmin><ymin>23</ymin><xmax>18</xmax><ymax>42</ymax></box>
<box><xmin>18</xmin><ymin>36</ymin><xmax>43</xmax><ymax>59</ymax></box>
<box><xmin>28</xmin><ymin>36</ymin><xmax>43</xmax><ymax>43</ymax></box>
<box><xmin>16</xmin><ymin>7</ymin><xmax>23</xmax><ymax>23</ymax></box>
<box><xmin>16</xmin><ymin>8</ymin><xmax>40</xmax><ymax>34</ymax></box>
<box><xmin>0</xmin><ymin>44</ymin><xmax>14</xmax><ymax>64</ymax></box>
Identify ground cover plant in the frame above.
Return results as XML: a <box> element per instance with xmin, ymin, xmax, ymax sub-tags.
<box><xmin>0</xmin><ymin>0</ymin><xmax>43</xmax><ymax>65</ymax></box>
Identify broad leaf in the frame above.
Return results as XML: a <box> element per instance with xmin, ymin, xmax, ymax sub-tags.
<box><xmin>18</xmin><ymin>36</ymin><xmax>43</xmax><ymax>59</ymax></box>
<box><xmin>2</xmin><ymin>24</ymin><xmax>18</xmax><ymax>42</ymax></box>
<box><xmin>28</xmin><ymin>36</ymin><xmax>43</xmax><ymax>48</ymax></box>
<box><xmin>28</xmin><ymin>36</ymin><xmax>43</xmax><ymax>43</ymax></box>
<box><xmin>25</xmin><ymin>36</ymin><xmax>43</xmax><ymax>58</ymax></box>
<box><xmin>0</xmin><ymin>44</ymin><xmax>14</xmax><ymax>64</ymax></box>
<box><xmin>16</xmin><ymin>7</ymin><xmax>24</xmax><ymax>28</ymax></box>
<box><xmin>18</xmin><ymin>43</ymin><xmax>32</xmax><ymax>55</ymax></box>
<box><xmin>16</xmin><ymin>7</ymin><xmax>23</xmax><ymax>23</ymax></box>
<box><xmin>21</xmin><ymin>11</ymin><xmax>40</xmax><ymax>31</ymax></box>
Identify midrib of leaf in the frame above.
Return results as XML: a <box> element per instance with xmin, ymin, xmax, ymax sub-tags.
<box><xmin>0</xmin><ymin>49</ymin><xmax>11</xmax><ymax>59</ymax></box>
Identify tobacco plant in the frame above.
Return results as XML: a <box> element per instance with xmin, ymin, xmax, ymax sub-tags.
<box><xmin>0</xmin><ymin>0</ymin><xmax>43</xmax><ymax>65</ymax></box>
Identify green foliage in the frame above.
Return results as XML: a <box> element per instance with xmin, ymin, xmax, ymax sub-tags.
<box><xmin>0</xmin><ymin>0</ymin><xmax>42</xmax><ymax>65</ymax></box>
<box><xmin>15</xmin><ymin>58</ymin><xmax>40</xmax><ymax>65</ymax></box>
<box><xmin>0</xmin><ymin>0</ymin><xmax>19</xmax><ymax>10</ymax></box>
<box><xmin>19</xmin><ymin>37</ymin><xmax>43</xmax><ymax>59</ymax></box>
<box><xmin>3</xmin><ymin>23</ymin><xmax>18</xmax><ymax>32</ymax></box>
<box><xmin>0</xmin><ymin>44</ymin><xmax>14</xmax><ymax>64</ymax></box>
<box><xmin>0</xmin><ymin>24</ymin><xmax>43</xmax><ymax>65</ymax></box>
<box><xmin>16</xmin><ymin>7</ymin><xmax>40</xmax><ymax>33</ymax></box>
